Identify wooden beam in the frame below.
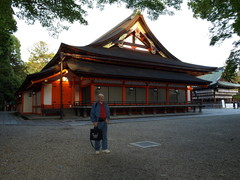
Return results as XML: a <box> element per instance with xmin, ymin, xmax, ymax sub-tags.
<box><xmin>30</xmin><ymin>69</ymin><xmax>68</xmax><ymax>87</ymax></box>
<box><xmin>123</xmin><ymin>42</ymin><xmax>148</xmax><ymax>49</ymax></box>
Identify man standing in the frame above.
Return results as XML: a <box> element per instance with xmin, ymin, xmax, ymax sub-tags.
<box><xmin>90</xmin><ymin>93</ymin><xmax>111</xmax><ymax>154</ymax></box>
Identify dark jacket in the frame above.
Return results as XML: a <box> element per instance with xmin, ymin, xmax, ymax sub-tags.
<box><xmin>90</xmin><ymin>102</ymin><xmax>110</xmax><ymax>122</ymax></box>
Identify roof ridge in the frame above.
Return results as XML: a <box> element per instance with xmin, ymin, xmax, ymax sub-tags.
<box><xmin>89</xmin><ymin>12</ymin><xmax>139</xmax><ymax>46</ymax></box>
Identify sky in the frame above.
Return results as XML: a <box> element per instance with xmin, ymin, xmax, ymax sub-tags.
<box><xmin>14</xmin><ymin>3</ymin><xmax>236</xmax><ymax>68</ymax></box>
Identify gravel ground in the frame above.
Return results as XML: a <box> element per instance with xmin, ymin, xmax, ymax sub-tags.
<box><xmin>0</xmin><ymin>114</ymin><xmax>240</xmax><ymax>180</ymax></box>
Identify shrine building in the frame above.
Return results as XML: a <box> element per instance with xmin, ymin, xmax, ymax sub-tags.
<box><xmin>17</xmin><ymin>12</ymin><xmax>217</xmax><ymax>117</ymax></box>
<box><xmin>193</xmin><ymin>67</ymin><xmax>240</xmax><ymax>105</ymax></box>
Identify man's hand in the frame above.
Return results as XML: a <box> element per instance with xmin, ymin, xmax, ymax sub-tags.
<box><xmin>93</xmin><ymin>122</ymin><xmax>98</xmax><ymax>127</ymax></box>
<box><xmin>106</xmin><ymin>119</ymin><xmax>110</xmax><ymax>124</ymax></box>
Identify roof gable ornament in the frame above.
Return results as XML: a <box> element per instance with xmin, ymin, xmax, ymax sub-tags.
<box><xmin>91</xmin><ymin>12</ymin><xmax>185</xmax><ymax>60</ymax></box>
<box><xmin>104</xmin><ymin>20</ymin><xmax>167</xmax><ymax>56</ymax></box>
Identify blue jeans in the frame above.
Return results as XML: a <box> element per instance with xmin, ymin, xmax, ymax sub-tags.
<box><xmin>95</xmin><ymin>121</ymin><xmax>108</xmax><ymax>151</ymax></box>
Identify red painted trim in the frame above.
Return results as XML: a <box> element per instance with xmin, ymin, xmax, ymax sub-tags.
<box><xmin>185</xmin><ymin>87</ymin><xmax>188</xmax><ymax>103</ymax></box>
<box><xmin>22</xmin><ymin>112</ymin><xmax>36</xmax><ymax>114</ymax></box>
<box><xmin>79</xmin><ymin>83</ymin><xmax>82</xmax><ymax>103</ymax></box>
<box><xmin>40</xmin><ymin>85</ymin><xmax>44</xmax><ymax>115</ymax></box>
<box><xmin>72</xmin><ymin>77</ymin><xmax>75</xmax><ymax>104</ymax></box>
<box><xmin>31</xmin><ymin>69</ymin><xmax>68</xmax><ymax>84</ymax></box>
<box><xmin>148</xmin><ymin>86</ymin><xmax>167</xmax><ymax>89</ymax></box>
<box><xmin>94</xmin><ymin>83</ymin><xmax>123</xmax><ymax>87</ymax></box>
<box><xmin>90</xmin><ymin>84</ymin><xmax>95</xmax><ymax>102</ymax></box>
<box><xmin>146</xmin><ymin>85</ymin><xmax>149</xmax><ymax>104</ymax></box>
<box><xmin>190</xmin><ymin>86</ymin><xmax>193</xmax><ymax>102</ymax></box>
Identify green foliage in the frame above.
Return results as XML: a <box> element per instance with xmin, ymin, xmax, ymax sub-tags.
<box><xmin>95</xmin><ymin>0</ymin><xmax>183</xmax><ymax>20</ymax></box>
<box><xmin>188</xmin><ymin>0</ymin><xmax>240</xmax><ymax>82</ymax></box>
<box><xmin>26</xmin><ymin>41</ymin><xmax>55</xmax><ymax>74</ymax></box>
<box><xmin>222</xmin><ymin>49</ymin><xmax>240</xmax><ymax>83</ymax></box>
<box><xmin>0</xmin><ymin>34</ymin><xmax>26</xmax><ymax>105</ymax></box>
<box><xmin>10</xmin><ymin>35</ymin><xmax>27</xmax><ymax>82</ymax></box>
<box><xmin>7</xmin><ymin>0</ymin><xmax>183</xmax><ymax>36</ymax></box>
<box><xmin>188</xmin><ymin>0</ymin><xmax>240</xmax><ymax>46</ymax></box>
<box><xmin>233</xmin><ymin>93</ymin><xmax>240</xmax><ymax>100</ymax></box>
<box><xmin>0</xmin><ymin>0</ymin><xmax>19</xmax><ymax>106</ymax></box>
<box><xmin>11</xmin><ymin>0</ymin><xmax>88</xmax><ymax>36</ymax></box>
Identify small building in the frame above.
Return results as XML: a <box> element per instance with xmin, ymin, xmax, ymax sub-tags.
<box><xmin>17</xmin><ymin>12</ymin><xmax>216</xmax><ymax>117</ymax></box>
<box><xmin>193</xmin><ymin>67</ymin><xmax>240</xmax><ymax>105</ymax></box>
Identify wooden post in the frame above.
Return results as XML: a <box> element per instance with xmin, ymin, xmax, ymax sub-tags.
<box><xmin>60</xmin><ymin>52</ymin><xmax>65</xmax><ymax>119</ymax></box>
<box><xmin>90</xmin><ymin>83</ymin><xmax>95</xmax><ymax>104</ymax></box>
<box><xmin>21</xmin><ymin>93</ymin><xmax>24</xmax><ymax>114</ymax></box>
<box><xmin>146</xmin><ymin>85</ymin><xmax>149</xmax><ymax>105</ymax></box>
<box><xmin>40</xmin><ymin>85</ymin><xmax>44</xmax><ymax>116</ymax></box>
<box><xmin>122</xmin><ymin>82</ymin><xmax>126</xmax><ymax>105</ymax></box>
<box><xmin>166</xmin><ymin>85</ymin><xmax>169</xmax><ymax>104</ymax></box>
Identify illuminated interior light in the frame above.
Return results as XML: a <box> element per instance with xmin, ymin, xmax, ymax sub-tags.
<box><xmin>62</xmin><ymin>77</ymin><xmax>68</xmax><ymax>81</ymax></box>
<box><xmin>135</xmin><ymin>47</ymin><xmax>148</xmax><ymax>51</ymax></box>
<box><xmin>123</xmin><ymin>45</ymin><xmax>132</xmax><ymax>49</ymax></box>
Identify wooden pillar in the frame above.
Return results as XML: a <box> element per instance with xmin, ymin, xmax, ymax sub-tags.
<box><xmin>59</xmin><ymin>53</ymin><xmax>64</xmax><ymax>119</ymax></box>
<box><xmin>79</xmin><ymin>84</ymin><xmax>82</xmax><ymax>105</ymax></box>
<box><xmin>72</xmin><ymin>77</ymin><xmax>75</xmax><ymax>106</ymax></box>
<box><xmin>186</xmin><ymin>86</ymin><xmax>189</xmax><ymax>103</ymax></box>
<box><xmin>146</xmin><ymin>85</ymin><xmax>149</xmax><ymax>105</ymax></box>
<box><xmin>166</xmin><ymin>85</ymin><xmax>169</xmax><ymax>104</ymax></box>
<box><xmin>40</xmin><ymin>85</ymin><xmax>44</xmax><ymax>116</ymax></box>
<box><xmin>90</xmin><ymin>83</ymin><xmax>95</xmax><ymax>104</ymax></box>
<box><xmin>21</xmin><ymin>92</ymin><xmax>24</xmax><ymax>114</ymax></box>
<box><xmin>122</xmin><ymin>82</ymin><xmax>126</xmax><ymax>105</ymax></box>
<box><xmin>32</xmin><ymin>92</ymin><xmax>34</xmax><ymax>113</ymax></box>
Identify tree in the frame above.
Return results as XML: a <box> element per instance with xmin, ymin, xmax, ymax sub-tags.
<box><xmin>0</xmin><ymin>1</ymin><xmax>18</xmax><ymax>109</ymax></box>
<box><xmin>10</xmin><ymin>35</ymin><xmax>27</xmax><ymax>82</ymax></box>
<box><xmin>0</xmin><ymin>34</ymin><xmax>25</xmax><ymax>109</ymax></box>
<box><xmin>188</xmin><ymin>0</ymin><xmax>240</xmax><ymax>81</ymax></box>
<box><xmin>2</xmin><ymin>0</ymin><xmax>183</xmax><ymax>36</ymax></box>
<box><xmin>222</xmin><ymin>53</ymin><xmax>238</xmax><ymax>82</ymax></box>
<box><xmin>222</xmin><ymin>50</ymin><xmax>240</xmax><ymax>82</ymax></box>
<box><xmin>26</xmin><ymin>41</ymin><xmax>55</xmax><ymax>74</ymax></box>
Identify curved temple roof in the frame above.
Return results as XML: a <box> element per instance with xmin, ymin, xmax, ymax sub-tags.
<box><xmin>198</xmin><ymin>67</ymin><xmax>240</xmax><ymax>88</ymax></box>
<box><xmin>67</xmin><ymin>59</ymin><xmax>211</xmax><ymax>85</ymax></box>
<box><xmin>18</xmin><ymin>12</ymin><xmax>217</xmax><ymax>92</ymax></box>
